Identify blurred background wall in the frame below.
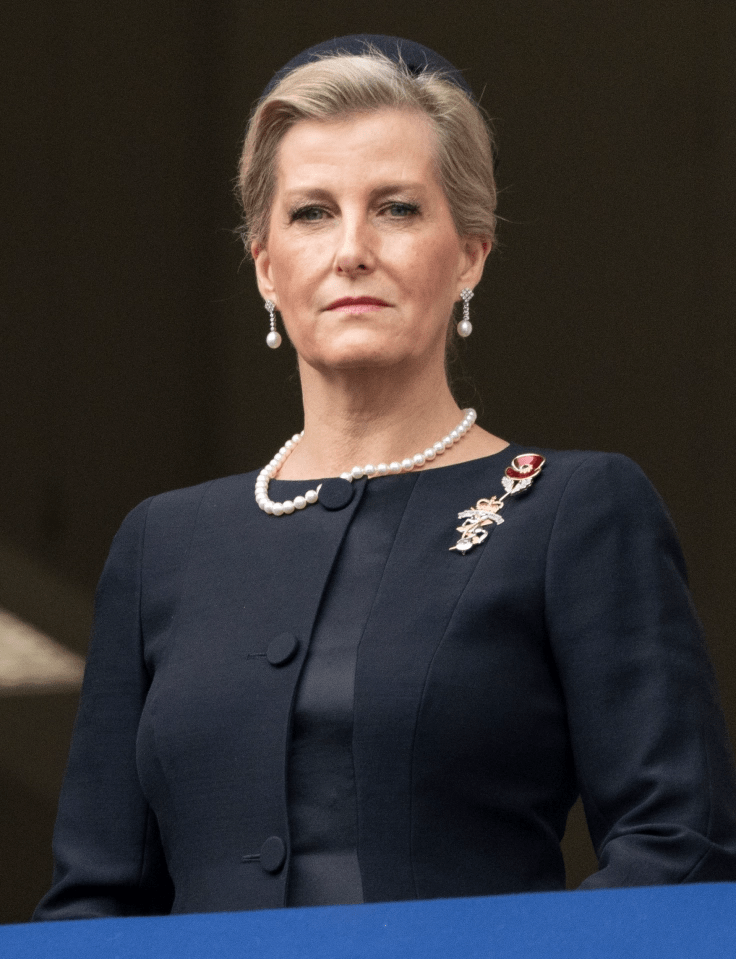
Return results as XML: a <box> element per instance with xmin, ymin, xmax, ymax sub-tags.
<box><xmin>1</xmin><ymin>0</ymin><xmax>734</xmax><ymax>924</ymax></box>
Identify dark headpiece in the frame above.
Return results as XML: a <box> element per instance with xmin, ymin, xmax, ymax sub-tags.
<box><xmin>261</xmin><ymin>34</ymin><xmax>475</xmax><ymax>102</ymax></box>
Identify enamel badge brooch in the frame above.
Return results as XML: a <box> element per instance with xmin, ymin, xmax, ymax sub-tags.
<box><xmin>450</xmin><ymin>453</ymin><xmax>546</xmax><ymax>553</ymax></box>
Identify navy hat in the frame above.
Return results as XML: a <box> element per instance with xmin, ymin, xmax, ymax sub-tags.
<box><xmin>261</xmin><ymin>34</ymin><xmax>475</xmax><ymax>102</ymax></box>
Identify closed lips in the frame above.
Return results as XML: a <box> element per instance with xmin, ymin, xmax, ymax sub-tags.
<box><xmin>325</xmin><ymin>297</ymin><xmax>390</xmax><ymax>312</ymax></box>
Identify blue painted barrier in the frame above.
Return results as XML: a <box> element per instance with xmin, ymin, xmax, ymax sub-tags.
<box><xmin>3</xmin><ymin>884</ymin><xmax>734</xmax><ymax>959</ymax></box>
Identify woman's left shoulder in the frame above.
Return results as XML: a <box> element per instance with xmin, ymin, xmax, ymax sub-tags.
<box><xmin>520</xmin><ymin>446</ymin><xmax>666</xmax><ymax>512</ymax></box>
<box><xmin>530</xmin><ymin>446</ymin><xmax>651</xmax><ymax>485</ymax></box>
<box><xmin>523</xmin><ymin>446</ymin><xmax>686</xmax><ymax>571</ymax></box>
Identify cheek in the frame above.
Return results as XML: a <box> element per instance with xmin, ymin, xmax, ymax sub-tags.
<box><xmin>270</xmin><ymin>233</ymin><xmax>332</xmax><ymax>299</ymax></box>
<box><xmin>268</xmin><ymin>246</ymin><xmax>312</xmax><ymax>309</ymax></box>
<box><xmin>400</xmin><ymin>238</ymin><xmax>461</xmax><ymax>306</ymax></box>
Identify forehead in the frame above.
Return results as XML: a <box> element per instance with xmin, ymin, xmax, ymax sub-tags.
<box><xmin>274</xmin><ymin>108</ymin><xmax>441</xmax><ymax>193</ymax></box>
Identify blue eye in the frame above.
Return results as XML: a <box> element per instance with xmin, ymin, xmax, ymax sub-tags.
<box><xmin>290</xmin><ymin>206</ymin><xmax>325</xmax><ymax>222</ymax></box>
<box><xmin>387</xmin><ymin>202</ymin><xmax>419</xmax><ymax>217</ymax></box>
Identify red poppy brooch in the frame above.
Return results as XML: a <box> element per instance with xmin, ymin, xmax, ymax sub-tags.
<box><xmin>450</xmin><ymin>453</ymin><xmax>546</xmax><ymax>553</ymax></box>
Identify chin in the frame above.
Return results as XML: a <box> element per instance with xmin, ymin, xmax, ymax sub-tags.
<box><xmin>314</xmin><ymin>351</ymin><xmax>407</xmax><ymax>373</ymax></box>
<box><xmin>303</xmin><ymin>333</ymin><xmax>418</xmax><ymax>372</ymax></box>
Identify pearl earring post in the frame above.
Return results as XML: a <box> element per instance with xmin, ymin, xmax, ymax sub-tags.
<box><xmin>457</xmin><ymin>288</ymin><xmax>473</xmax><ymax>338</ymax></box>
<box><xmin>265</xmin><ymin>300</ymin><xmax>282</xmax><ymax>349</ymax></box>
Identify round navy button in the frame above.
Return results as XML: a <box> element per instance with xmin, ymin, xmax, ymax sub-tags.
<box><xmin>319</xmin><ymin>477</ymin><xmax>354</xmax><ymax>510</ymax></box>
<box><xmin>260</xmin><ymin>836</ymin><xmax>286</xmax><ymax>874</ymax></box>
<box><xmin>266</xmin><ymin>632</ymin><xmax>299</xmax><ymax>667</ymax></box>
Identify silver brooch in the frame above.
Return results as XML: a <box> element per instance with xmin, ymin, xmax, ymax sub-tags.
<box><xmin>450</xmin><ymin>453</ymin><xmax>546</xmax><ymax>553</ymax></box>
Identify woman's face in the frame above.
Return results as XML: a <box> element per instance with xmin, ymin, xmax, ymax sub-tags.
<box><xmin>253</xmin><ymin>108</ymin><xmax>489</xmax><ymax>376</ymax></box>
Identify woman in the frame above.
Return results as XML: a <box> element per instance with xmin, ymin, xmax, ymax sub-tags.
<box><xmin>35</xmin><ymin>35</ymin><xmax>736</xmax><ymax>919</ymax></box>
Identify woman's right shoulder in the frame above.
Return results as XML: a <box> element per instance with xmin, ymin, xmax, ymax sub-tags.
<box><xmin>112</xmin><ymin>471</ymin><xmax>260</xmax><ymax>554</ymax></box>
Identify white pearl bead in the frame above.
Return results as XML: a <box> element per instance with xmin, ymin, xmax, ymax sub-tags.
<box><xmin>457</xmin><ymin>319</ymin><xmax>472</xmax><ymax>338</ymax></box>
<box><xmin>256</xmin><ymin>409</ymin><xmax>476</xmax><ymax>516</ymax></box>
<box><xmin>266</xmin><ymin>331</ymin><xmax>282</xmax><ymax>349</ymax></box>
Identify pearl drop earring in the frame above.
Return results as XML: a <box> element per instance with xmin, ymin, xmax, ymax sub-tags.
<box><xmin>457</xmin><ymin>288</ymin><xmax>474</xmax><ymax>338</ymax></box>
<box><xmin>265</xmin><ymin>300</ymin><xmax>282</xmax><ymax>349</ymax></box>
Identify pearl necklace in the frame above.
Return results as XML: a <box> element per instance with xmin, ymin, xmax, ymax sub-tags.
<box><xmin>255</xmin><ymin>409</ymin><xmax>477</xmax><ymax>516</ymax></box>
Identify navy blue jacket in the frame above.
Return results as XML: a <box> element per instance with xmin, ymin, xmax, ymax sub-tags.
<box><xmin>34</xmin><ymin>447</ymin><xmax>736</xmax><ymax>919</ymax></box>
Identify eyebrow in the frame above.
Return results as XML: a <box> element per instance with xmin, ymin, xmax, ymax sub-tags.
<box><xmin>369</xmin><ymin>183</ymin><xmax>426</xmax><ymax>201</ymax></box>
<box><xmin>280</xmin><ymin>188</ymin><xmax>333</xmax><ymax>205</ymax></box>
<box><xmin>280</xmin><ymin>183</ymin><xmax>427</xmax><ymax>205</ymax></box>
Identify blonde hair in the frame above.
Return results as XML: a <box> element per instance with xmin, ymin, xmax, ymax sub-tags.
<box><xmin>237</xmin><ymin>51</ymin><xmax>497</xmax><ymax>252</ymax></box>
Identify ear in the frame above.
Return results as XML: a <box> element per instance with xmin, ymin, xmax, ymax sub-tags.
<box><xmin>251</xmin><ymin>240</ymin><xmax>279</xmax><ymax>308</ymax></box>
<box><xmin>457</xmin><ymin>236</ymin><xmax>492</xmax><ymax>294</ymax></box>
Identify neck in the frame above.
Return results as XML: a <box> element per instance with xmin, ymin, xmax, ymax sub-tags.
<box><xmin>275</xmin><ymin>358</ymin><xmax>505</xmax><ymax>480</ymax></box>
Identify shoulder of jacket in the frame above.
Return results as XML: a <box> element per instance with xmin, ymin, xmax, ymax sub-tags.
<box><xmin>520</xmin><ymin>447</ymin><xmax>649</xmax><ymax>487</ymax></box>
<box><xmin>496</xmin><ymin>448</ymin><xmax>661</xmax><ymax>520</ymax></box>
<box><xmin>529</xmin><ymin>446</ymin><xmax>638</xmax><ymax>469</ymax></box>
<box><xmin>116</xmin><ymin>472</ymin><xmax>257</xmax><ymax>545</ymax></box>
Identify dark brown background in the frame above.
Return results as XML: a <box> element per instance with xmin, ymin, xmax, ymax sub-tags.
<box><xmin>2</xmin><ymin>0</ymin><xmax>734</xmax><ymax>924</ymax></box>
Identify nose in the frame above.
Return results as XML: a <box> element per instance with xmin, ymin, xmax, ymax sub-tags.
<box><xmin>334</xmin><ymin>215</ymin><xmax>375</xmax><ymax>276</ymax></box>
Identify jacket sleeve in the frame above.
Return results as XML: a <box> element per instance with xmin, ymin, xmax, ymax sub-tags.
<box><xmin>33</xmin><ymin>497</ymin><xmax>174</xmax><ymax>920</ymax></box>
<box><xmin>545</xmin><ymin>453</ymin><xmax>736</xmax><ymax>888</ymax></box>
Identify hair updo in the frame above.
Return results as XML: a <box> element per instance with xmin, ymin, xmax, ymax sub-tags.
<box><xmin>237</xmin><ymin>50</ymin><xmax>497</xmax><ymax>253</ymax></box>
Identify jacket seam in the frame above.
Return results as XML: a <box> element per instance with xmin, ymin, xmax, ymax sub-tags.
<box><xmin>541</xmin><ymin>453</ymin><xmax>609</xmax><ymax>848</ymax></box>
<box><xmin>143</xmin><ymin>482</ymin><xmax>214</xmax><ymax>674</ymax></box>
<box><xmin>134</xmin><ymin>484</ymin><xmax>213</xmax><ymax>894</ymax></box>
